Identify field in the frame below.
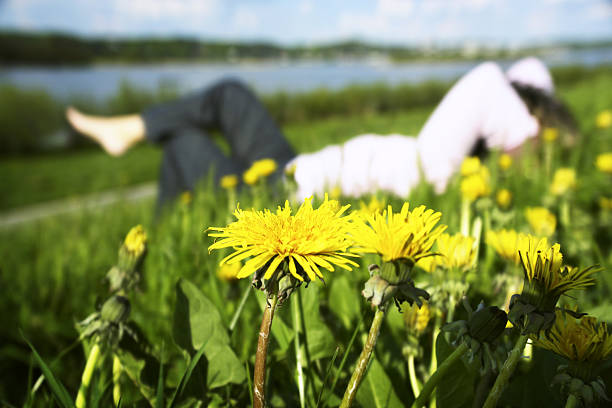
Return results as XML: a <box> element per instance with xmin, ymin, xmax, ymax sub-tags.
<box><xmin>1</xmin><ymin>68</ymin><xmax>611</xmax><ymax>408</ymax></box>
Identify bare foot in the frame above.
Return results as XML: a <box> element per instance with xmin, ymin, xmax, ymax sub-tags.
<box><xmin>66</xmin><ymin>107</ymin><xmax>146</xmax><ymax>156</ymax></box>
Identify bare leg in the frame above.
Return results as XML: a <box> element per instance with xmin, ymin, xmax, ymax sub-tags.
<box><xmin>66</xmin><ymin>107</ymin><xmax>146</xmax><ymax>156</ymax></box>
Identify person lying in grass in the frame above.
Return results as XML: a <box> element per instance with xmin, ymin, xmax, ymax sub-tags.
<box><xmin>67</xmin><ymin>57</ymin><xmax>575</xmax><ymax>209</ymax></box>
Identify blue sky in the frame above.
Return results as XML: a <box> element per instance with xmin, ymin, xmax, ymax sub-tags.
<box><xmin>0</xmin><ymin>0</ymin><xmax>611</xmax><ymax>46</ymax></box>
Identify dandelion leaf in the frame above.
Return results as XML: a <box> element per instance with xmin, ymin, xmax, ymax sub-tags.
<box><xmin>329</xmin><ymin>275</ymin><xmax>361</xmax><ymax>329</ymax></box>
<box><xmin>435</xmin><ymin>333</ymin><xmax>477</xmax><ymax>408</ymax></box>
<box><xmin>173</xmin><ymin>278</ymin><xmax>245</xmax><ymax>389</ymax></box>
<box><xmin>356</xmin><ymin>356</ymin><xmax>404</xmax><ymax>408</ymax></box>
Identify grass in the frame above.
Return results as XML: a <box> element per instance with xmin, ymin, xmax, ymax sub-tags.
<box><xmin>0</xmin><ymin>71</ymin><xmax>610</xmax><ymax>407</ymax></box>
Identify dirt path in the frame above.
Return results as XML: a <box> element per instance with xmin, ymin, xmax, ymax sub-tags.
<box><xmin>0</xmin><ymin>182</ymin><xmax>157</xmax><ymax>229</ymax></box>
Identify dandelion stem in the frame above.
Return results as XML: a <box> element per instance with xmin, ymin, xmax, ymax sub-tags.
<box><xmin>112</xmin><ymin>354</ymin><xmax>122</xmax><ymax>406</ymax></box>
<box><xmin>482</xmin><ymin>334</ymin><xmax>529</xmax><ymax>408</ymax></box>
<box><xmin>292</xmin><ymin>294</ymin><xmax>306</xmax><ymax>408</ymax></box>
<box><xmin>460</xmin><ymin>198</ymin><xmax>471</xmax><ymax>237</ymax></box>
<box><xmin>408</xmin><ymin>355</ymin><xmax>421</xmax><ymax>397</ymax></box>
<box><xmin>411</xmin><ymin>342</ymin><xmax>468</xmax><ymax>408</ymax></box>
<box><xmin>564</xmin><ymin>393</ymin><xmax>580</xmax><ymax>408</ymax></box>
<box><xmin>75</xmin><ymin>343</ymin><xmax>101</xmax><ymax>408</ymax></box>
<box><xmin>253</xmin><ymin>294</ymin><xmax>278</xmax><ymax>408</ymax></box>
<box><xmin>340</xmin><ymin>307</ymin><xmax>386</xmax><ymax>408</ymax></box>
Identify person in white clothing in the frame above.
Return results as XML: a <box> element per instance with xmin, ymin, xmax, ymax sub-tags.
<box><xmin>66</xmin><ymin>57</ymin><xmax>574</xmax><ymax>209</ymax></box>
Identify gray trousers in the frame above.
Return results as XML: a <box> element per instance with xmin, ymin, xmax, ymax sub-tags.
<box><xmin>143</xmin><ymin>79</ymin><xmax>295</xmax><ymax>210</ymax></box>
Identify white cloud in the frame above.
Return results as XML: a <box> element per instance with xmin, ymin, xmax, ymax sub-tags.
<box><xmin>377</xmin><ymin>0</ymin><xmax>414</xmax><ymax>16</ymax></box>
<box><xmin>111</xmin><ymin>0</ymin><xmax>220</xmax><ymax>21</ymax></box>
<box><xmin>299</xmin><ymin>0</ymin><xmax>313</xmax><ymax>15</ymax></box>
<box><xmin>231</xmin><ymin>6</ymin><xmax>260</xmax><ymax>31</ymax></box>
<box><xmin>585</xmin><ymin>2</ymin><xmax>612</xmax><ymax>21</ymax></box>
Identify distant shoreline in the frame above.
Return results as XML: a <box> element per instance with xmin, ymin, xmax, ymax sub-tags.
<box><xmin>1</xmin><ymin>30</ymin><xmax>611</xmax><ymax>66</ymax></box>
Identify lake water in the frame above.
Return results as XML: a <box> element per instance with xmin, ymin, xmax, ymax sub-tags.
<box><xmin>2</xmin><ymin>47</ymin><xmax>612</xmax><ymax>99</ymax></box>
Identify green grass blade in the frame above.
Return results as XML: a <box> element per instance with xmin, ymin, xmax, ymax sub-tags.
<box><xmin>246</xmin><ymin>361</ymin><xmax>253</xmax><ymax>408</ymax></box>
<box><xmin>326</xmin><ymin>320</ymin><xmax>362</xmax><ymax>407</ymax></box>
<box><xmin>155</xmin><ymin>342</ymin><xmax>165</xmax><ymax>408</ymax></box>
<box><xmin>22</xmin><ymin>333</ymin><xmax>75</xmax><ymax>408</ymax></box>
<box><xmin>167</xmin><ymin>341</ymin><xmax>208</xmax><ymax>408</ymax></box>
<box><xmin>315</xmin><ymin>347</ymin><xmax>340</xmax><ymax>408</ymax></box>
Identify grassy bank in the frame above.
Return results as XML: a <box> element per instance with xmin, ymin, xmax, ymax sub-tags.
<box><xmin>0</xmin><ymin>65</ymin><xmax>610</xmax><ymax>406</ymax></box>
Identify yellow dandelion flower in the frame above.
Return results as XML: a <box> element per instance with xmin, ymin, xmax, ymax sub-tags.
<box><xmin>403</xmin><ymin>301</ymin><xmax>432</xmax><ymax>334</ymax></box>
<box><xmin>595</xmin><ymin>152</ymin><xmax>612</xmax><ymax>174</ymax></box>
<box><xmin>179</xmin><ymin>191</ymin><xmax>193</xmax><ymax>205</ymax></box>
<box><xmin>350</xmin><ymin>202</ymin><xmax>446</xmax><ymax>263</ymax></box>
<box><xmin>415</xmin><ymin>255</ymin><xmax>437</xmax><ymax>273</ymax></box>
<box><xmin>358</xmin><ymin>196</ymin><xmax>386</xmax><ymax>216</ymax></box>
<box><xmin>243</xmin><ymin>168</ymin><xmax>258</xmax><ymax>185</ymax></box>
<box><xmin>550</xmin><ymin>168</ymin><xmax>576</xmax><ymax>196</ymax></box>
<box><xmin>217</xmin><ymin>263</ymin><xmax>241</xmax><ymax>282</ymax></box>
<box><xmin>496</xmin><ymin>188</ymin><xmax>512</xmax><ymax>209</ymax></box>
<box><xmin>518</xmin><ymin>238</ymin><xmax>596</xmax><ymax>298</ymax></box>
<box><xmin>532</xmin><ymin>310</ymin><xmax>612</xmax><ymax>362</ymax></box>
<box><xmin>461</xmin><ymin>167</ymin><xmax>491</xmax><ymax>202</ymax></box>
<box><xmin>596</xmin><ymin>109</ymin><xmax>612</xmax><ymax>129</ymax></box>
<box><xmin>525</xmin><ymin>206</ymin><xmax>557</xmax><ymax>237</ymax></box>
<box><xmin>242</xmin><ymin>158</ymin><xmax>278</xmax><ymax>185</ymax></box>
<box><xmin>498</xmin><ymin>153</ymin><xmax>513</xmax><ymax>171</ymax></box>
<box><xmin>542</xmin><ymin>127</ymin><xmax>559</xmax><ymax>142</ymax></box>
<box><xmin>436</xmin><ymin>233</ymin><xmax>476</xmax><ymax>270</ymax></box>
<box><xmin>509</xmin><ymin>237</ymin><xmax>598</xmax><ymax>333</ymax></box>
<box><xmin>208</xmin><ymin>196</ymin><xmax>358</xmax><ymax>282</ymax></box>
<box><xmin>123</xmin><ymin>225</ymin><xmax>147</xmax><ymax>257</ymax></box>
<box><xmin>487</xmin><ymin>229</ymin><xmax>521</xmax><ymax>263</ymax></box>
<box><xmin>487</xmin><ymin>230</ymin><xmax>549</xmax><ymax>265</ymax></box>
<box><xmin>220</xmin><ymin>174</ymin><xmax>239</xmax><ymax>189</ymax></box>
<box><xmin>600</xmin><ymin>197</ymin><xmax>612</xmax><ymax>210</ymax></box>
<box><xmin>461</xmin><ymin>156</ymin><xmax>482</xmax><ymax>176</ymax></box>
<box><xmin>330</xmin><ymin>185</ymin><xmax>342</xmax><ymax>200</ymax></box>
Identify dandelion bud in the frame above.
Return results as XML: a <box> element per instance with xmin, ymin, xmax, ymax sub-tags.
<box><xmin>114</xmin><ymin>225</ymin><xmax>148</xmax><ymax>292</ymax></box>
<box><xmin>467</xmin><ymin>305</ymin><xmax>508</xmax><ymax>344</ymax></box>
<box><xmin>123</xmin><ymin>225</ymin><xmax>147</xmax><ymax>258</ymax></box>
<box><xmin>100</xmin><ymin>295</ymin><xmax>131</xmax><ymax>325</ymax></box>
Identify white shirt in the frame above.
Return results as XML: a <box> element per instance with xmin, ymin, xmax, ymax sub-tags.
<box><xmin>287</xmin><ymin>59</ymin><xmax>544</xmax><ymax>200</ymax></box>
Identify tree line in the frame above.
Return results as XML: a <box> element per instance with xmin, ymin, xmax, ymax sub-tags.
<box><xmin>3</xmin><ymin>30</ymin><xmax>611</xmax><ymax>66</ymax></box>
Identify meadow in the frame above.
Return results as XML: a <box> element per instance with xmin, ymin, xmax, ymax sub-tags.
<box><xmin>0</xmin><ymin>67</ymin><xmax>611</xmax><ymax>408</ymax></box>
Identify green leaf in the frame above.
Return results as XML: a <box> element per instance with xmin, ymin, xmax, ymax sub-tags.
<box><xmin>299</xmin><ymin>285</ymin><xmax>336</xmax><ymax>360</ymax></box>
<box><xmin>22</xmin><ymin>334</ymin><xmax>74</xmax><ymax>408</ymax></box>
<box><xmin>356</xmin><ymin>357</ymin><xmax>404</xmax><ymax>408</ymax></box>
<box><xmin>587</xmin><ymin>303</ymin><xmax>612</xmax><ymax>323</ymax></box>
<box><xmin>173</xmin><ymin>278</ymin><xmax>245</xmax><ymax>389</ymax></box>
<box><xmin>115</xmin><ymin>349</ymin><xmax>157</xmax><ymax>406</ymax></box>
<box><xmin>167</xmin><ymin>343</ymin><xmax>207</xmax><ymax>408</ymax></box>
<box><xmin>435</xmin><ymin>334</ymin><xmax>477</xmax><ymax>408</ymax></box>
<box><xmin>328</xmin><ymin>275</ymin><xmax>361</xmax><ymax>329</ymax></box>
